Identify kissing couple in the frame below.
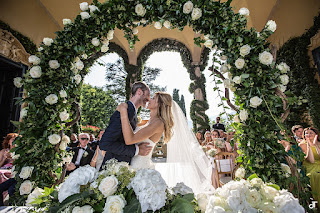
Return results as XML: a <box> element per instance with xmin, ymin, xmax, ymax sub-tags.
<box><xmin>99</xmin><ymin>82</ymin><xmax>214</xmax><ymax>194</ymax></box>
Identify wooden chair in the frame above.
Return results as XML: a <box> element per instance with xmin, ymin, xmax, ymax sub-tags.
<box><xmin>214</xmin><ymin>152</ymin><xmax>235</xmax><ymax>186</ymax></box>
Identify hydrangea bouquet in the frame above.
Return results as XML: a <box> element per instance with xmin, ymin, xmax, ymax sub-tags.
<box><xmin>214</xmin><ymin>138</ymin><xmax>226</xmax><ymax>149</ymax></box>
<box><xmin>26</xmin><ymin>159</ymin><xmax>201</xmax><ymax>213</ymax></box>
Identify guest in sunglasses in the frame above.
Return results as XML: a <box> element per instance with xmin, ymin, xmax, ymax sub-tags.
<box><xmin>66</xmin><ymin>133</ymin><xmax>94</xmax><ymax>174</ymax></box>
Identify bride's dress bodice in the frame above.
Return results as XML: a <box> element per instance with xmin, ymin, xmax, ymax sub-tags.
<box><xmin>130</xmin><ymin>138</ymin><xmax>156</xmax><ymax>170</ymax></box>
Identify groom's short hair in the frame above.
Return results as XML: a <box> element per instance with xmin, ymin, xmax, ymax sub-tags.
<box><xmin>131</xmin><ymin>82</ymin><xmax>149</xmax><ymax>96</ymax></box>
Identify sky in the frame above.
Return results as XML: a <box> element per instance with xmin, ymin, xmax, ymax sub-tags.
<box><xmin>84</xmin><ymin>51</ymin><xmax>235</xmax><ymax>127</ymax></box>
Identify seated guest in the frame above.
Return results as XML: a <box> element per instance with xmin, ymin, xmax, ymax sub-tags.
<box><xmin>195</xmin><ymin>131</ymin><xmax>203</xmax><ymax>145</ymax></box>
<box><xmin>201</xmin><ymin>131</ymin><xmax>212</xmax><ymax>146</ymax></box>
<box><xmin>69</xmin><ymin>133</ymin><xmax>79</xmax><ymax>148</ymax></box>
<box><xmin>207</xmin><ymin>130</ymin><xmax>222</xmax><ymax>152</ymax></box>
<box><xmin>0</xmin><ymin>178</ymin><xmax>16</xmax><ymax>206</ymax></box>
<box><xmin>66</xmin><ymin>133</ymin><xmax>94</xmax><ymax>174</ymax></box>
<box><xmin>299</xmin><ymin>127</ymin><xmax>320</xmax><ymax>203</ymax></box>
<box><xmin>218</xmin><ymin>129</ymin><xmax>227</xmax><ymax>141</ymax></box>
<box><xmin>89</xmin><ymin>133</ymin><xmax>98</xmax><ymax>151</ymax></box>
<box><xmin>0</xmin><ymin>133</ymin><xmax>17</xmax><ymax>169</ymax></box>
<box><xmin>225</xmin><ymin>131</ymin><xmax>235</xmax><ymax>152</ymax></box>
<box><xmin>291</xmin><ymin>125</ymin><xmax>304</xmax><ymax>143</ymax></box>
<box><xmin>212</xmin><ymin>116</ymin><xmax>225</xmax><ymax>132</ymax></box>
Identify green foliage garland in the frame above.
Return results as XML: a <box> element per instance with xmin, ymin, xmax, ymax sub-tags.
<box><xmin>11</xmin><ymin>0</ymin><xmax>311</xmax><ymax>208</ymax></box>
<box><xmin>277</xmin><ymin>11</ymin><xmax>320</xmax><ymax>130</ymax></box>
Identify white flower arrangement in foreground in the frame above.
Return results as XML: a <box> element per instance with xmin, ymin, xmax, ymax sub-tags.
<box><xmin>205</xmin><ymin>176</ymin><xmax>304</xmax><ymax>213</ymax></box>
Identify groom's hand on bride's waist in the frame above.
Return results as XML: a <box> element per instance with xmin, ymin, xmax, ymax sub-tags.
<box><xmin>138</xmin><ymin>142</ymin><xmax>153</xmax><ymax>156</ymax></box>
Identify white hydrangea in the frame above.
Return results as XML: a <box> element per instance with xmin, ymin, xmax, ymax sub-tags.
<box><xmin>266</xmin><ymin>20</ymin><xmax>277</xmax><ymax>32</ymax></box>
<box><xmin>235</xmin><ymin>58</ymin><xmax>245</xmax><ymax>69</ymax></box>
<box><xmin>63</xmin><ymin>19</ymin><xmax>72</xmax><ymax>25</ymax></box>
<box><xmin>172</xmin><ymin>182</ymin><xmax>193</xmax><ymax>195</ymax></box>
<box><xmin>91</xmin><ymin>37</ymin><xmax>100</xmax><ymax>46</ymax></box>
<box><xmin>245</xmin><ymin>188</ymin><xmax>262</xmax><ymax>208</ymax></box>
<box><xmin>279</xmin><ymin>74</ymin><xmax>289</xmax><ymax>85</ymax></box>
<box><xmin>191</xmin><ymin>8</ymin><xmax>202</xmax><ymax>20</ymax></box>
<box><xmin>239</xmin><ymin>7</ymin><xmax>250</xmax><ymax>16</ymax></box>
<box><xmin>45</xmin><ymin>94</ymin><xmax>58</xmax><ymax>105</ymax></box>
<box><xmin>80</xmin><ymin>12</ymin><xmax>90</xmax><ymax>20</ymax></box>
<box><xmin>79</xmin><ymin>2</ymin><xmax>89</xmax><ymax>11</ymax></box>
<box><xmin>235</xmin><ymin>167</ymin><xmax>245</xmax><ymax>179</ymax></box>
<box><xmin>49</xmin><ymin>60</ymin><xmax>60</xmax><ymax>69</ymax></box>
<box><xmin>262</xmin><ymin>185</ymin><xmax>279</xmax><ymax>201</ymax></box>
<box><xmin>30</xmin><ymin>66</ymin><xmax>42</xmax><ymax>78</ymax></box>
<box><xmin>43</xmin><ymin>37</ymin><xmax>53</xmax><ymax>46</ymax></box>
<box><xmin>278</xmin><ymin>85</ymin><xmax>287</xmax><ymax>93</ymax></box>
<box><xmin>239</xmin><ymin>44</ymin><xmax>251</xmax><ymax>57</ymax></box>
<box><xmin>250</xmin><ymin>96</ymin><xmax>262</xmax><ymax>108</ymax></box>
<box><xmin>48</xmin><ymin>134</ymin><xmax>61</xmax><ymax>145</ymax></box>
<box><xmin>28</xmin><ymin>55</ymin><xmax>41</xmax><ymax>65</ymax></box>
<box><xmin>154</xmin><ymin>21</ymin><xmax>162</xmax><ymax>29</ymax></box>
<box><xmin>14</xmin><ymin>77</ymin><xmax>23</xmax><ymax>88</ymax></box>
<box><xmin>259</xmin><ymin>51</ymin><xmax>273</xmax><ymax>65</ymax></box>
<box><xmin>239</xmin><ymin>109</ymin><xmax>248</xmax><ymax>122</ymax></box>
<box><xmin>135</xmin><ymin>4</ymin><xmax>146</xmax><ymax>16</ymax></box>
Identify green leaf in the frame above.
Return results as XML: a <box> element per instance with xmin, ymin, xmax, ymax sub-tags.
<box><xmin>182</xmin><ymin>193</ymin><xmax>195</xmax><ymax>202</ymax></box>
<box><xmin>248</xmin><ymin>173</ymin><xmax>258</xmax><ymax>180</ymax></box>
<box><xmin>170</xmin><ymin>198</ymin><xmax>194</xmax><ymax>213</ymax></box>
<box><xmin>227</xmin><ymin>39</ymin><xmax>233</xmax><ymax>47</ymax></box>
<box><xmin>124</xmin><ymin>196</ymin><xmax>142</xmax><ymax>213</ymax></box>
<box><xmin>241</xmin><ymin>73</ymin><xmax>250</xmax><ymax>79</ymax></box>
<box><xmin>236</xmin><ymin>37</ymin><xmax>243</xmax><ymax>43</ymax></box>
<box><xmin>10</xmin><ymin>120</ymin><xmax>20</xmax><ymax>128</ymax></box>
<box><xmin>267</xmin><ymin>184</ymin><xmax>280</xmax><ymax>190</ymax></box>
<box><xmin>49</xmin><ymin>191</ymin><xmax>90</xmax><ymax>213</ymax></box>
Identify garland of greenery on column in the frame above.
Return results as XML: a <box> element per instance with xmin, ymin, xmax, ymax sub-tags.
<box><xmin>137</xmin><ymin>38</ymin><xmax>210</xmax><ymax>131</ymax></box>
<box><xmin>0</xmin><ymin>20</ymin><xmax>37</xmax><ymax>54</ymax></box>
<box><xmin>277</xmin><ymin>12</ymin><xmax>320</xmax><ymax>130</ymax></box>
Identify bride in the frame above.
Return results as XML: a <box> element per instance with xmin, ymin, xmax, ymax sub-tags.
<box><xmin>116</xmin><ymin>92</ymin><xmax>214</xmax><ymax>194</ymax></box>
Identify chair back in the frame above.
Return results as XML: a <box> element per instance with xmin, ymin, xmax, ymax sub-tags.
<box><xmin>213</xmin><ymin>152</ymin><xmax>235</xmax><ymax>186</ymax></box>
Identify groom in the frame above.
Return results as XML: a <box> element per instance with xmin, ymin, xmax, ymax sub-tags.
<box><xmin>99</xmin><ymin>82</ymin><xmax>153</xmax><ymax>166</ymax></box>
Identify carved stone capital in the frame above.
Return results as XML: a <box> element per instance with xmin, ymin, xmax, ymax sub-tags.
<box><xmin>0</xmin><ymin>29</ymin><xmax>30</xmax><ymax>66</ymax></box>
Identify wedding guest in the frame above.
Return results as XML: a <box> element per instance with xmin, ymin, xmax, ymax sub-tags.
<box><xmin>0</xmin><ymin>178</ymin><xmax>16</xmax><ymax>206</ymax></box>
<box><xmin>66</xmin><ymin>133</ymin><xmax>94</xmax><ymax>174</ymax></box>
<box><xmin>212</xmin><ymin>116</ymin><xmax>225</xmax><ymax>132</ymax></box>
<box><xmin>291</xmin><ymin>125</ymin><xmax>304</xmax><ymax>143</ymax></box>
<box><xmin>90</xmin><ymin>145</ymin><xmax>104</xmax><ymax>171</ymax></box>
<box><xmin>225</xmin><ymin>131</ymin><xmax>235</xmax><ymax>152</ymax></box>
<box><xmin>299</xmin><ymin>127</ymin><xmax>320</xmax><ymax>202</ymax></box>
<box><xmin>202</xmin><ymin>131</ymin><xmax>212</xmax><ymax>146</ymax></box>
<box><xmin>0</xmin><ymin>133</ymin><xmax>17</xmax><ymax>169</ymax></box>
<box><xmin>195</xmin><ymin>131</ymin><xmax>203</xmax><ymax>145</ymax></box>
<box><xmin>69</xmin><ymin>133</ymin><xmax>79</xmax><ymax>148</ymax></box>
<box><xmin>218</xmin><ymin>129</ymin><xmax>227</xmax><ymax>141</ymax></box>
<box><xmin>207</xmin><ymin>130</ymin><xmax>221</xmax><ymax>152</ymax></box>
<box><xmin>89</xmin><ymin>133</ymin><xmax>98</xmax><ymax>151</ymax></box>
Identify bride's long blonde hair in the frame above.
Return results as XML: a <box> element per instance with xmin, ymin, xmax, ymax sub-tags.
<box><xmin>155</xmin><ymin>92</ymin><xmax>174</xmax><ymax>143</ymax></box>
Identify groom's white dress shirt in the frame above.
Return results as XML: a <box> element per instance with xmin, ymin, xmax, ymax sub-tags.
<box><xmin>75</xmin><ymin>145</ymin><xmax>88</xmax><ymax>166</ymax></box>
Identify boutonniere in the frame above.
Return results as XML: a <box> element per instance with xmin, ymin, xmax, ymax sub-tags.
<box><xmin>83</xmin><ymin>151</ymin><xmax>88</xmax><ymax>157</ymax></box>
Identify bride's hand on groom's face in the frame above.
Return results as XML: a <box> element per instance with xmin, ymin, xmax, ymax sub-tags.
<box><xmin>116</xmin><ymin>103</ymin><xmax>128</xmax><ymax>113</ymax></box>
<box><xmin>138</xmin><ymin>142</ymin><xmax>153</xmax><ymax>156</ymax></box>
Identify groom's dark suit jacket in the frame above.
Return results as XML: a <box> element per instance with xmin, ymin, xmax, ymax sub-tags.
<box><xmin>99</xmin><ymin>101</ymin><xmax>137</xmax><ymax>165</ymax></box>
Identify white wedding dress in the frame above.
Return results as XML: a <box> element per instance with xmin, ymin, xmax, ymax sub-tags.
<box><xmin>130</xmin><ymin>101</ymin><xmax>214</xmax><ymax>195</ymax></box>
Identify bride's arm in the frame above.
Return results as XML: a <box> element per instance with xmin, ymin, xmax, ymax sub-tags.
<box><xmin>117</xmin><ymin>103</ymin><xmax>164</xmax><ymax>145</ymax></box>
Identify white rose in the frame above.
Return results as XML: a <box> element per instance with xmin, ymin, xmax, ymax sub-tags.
<box><xmin>140</xmin><ymin>19</ymin><xmax>147</xmax><ymax>24</ymax></box>
<box><xmin>262</xmin><ymin>186</ymin><xmax>279</xmax><ymax>201</ymax></box>
<box><xmin>259</xmin><ymin>51</ymin><xmax>273</xmax><ymax>65</ymax></box>
<box><xmin>239</xmin><ymin>7</ymin><xmax>250</xmax><ymax>16</ymax></box>
<box><xmin>107</xmin><ymin>30</ymin><xmax>114</xmax><ymax>40</ymax></box>
<box><xmin>220</xmin><ymin>64</ymin><xmax>228</xmax><ymax>73</ymax></box>
<box><xmin>239</xmin><ymin>109</ymin><xmax>248</xmax><ymax>122</ymax></box>
<box><xmin>81</xmin><ymin>54</ymin><xmax>88</xmax><ymax>59</ymax></box>
<box><xmin>223</xmin><ymin>79</ymin><xmax>233</xmax><ymax>89</ymax></box>
<box><xmin>278</xmin><ymin>85</ymin><xmax>287</xmax><ymax>93</ymax></box>
<box><xmin>191</xmin><ymin>8</ymin><xmax>202</xmax><ymax>21</ymax></box>
<box><xmin>62</xmin><ymin>135</ymin><xmax>70</xmax><ymax>144</ymax></box>
<box><xmin>163</xmin><ymin>20</ymin><xmax>171</xmax><ymax>29</ymax></box>
<box><xmin>239</xmin><ymin>44</ymin><xmax>251</xmax><ymax>57</ymax></box>
<box><xmin>79</xmin><ymin>2</ymin><xmax>89</xmax><ymax>11</ymax></box>
<box><xmin>19</xmin><ymin>166</ymin><xmax>34</xmax><ymax>179</ymax></box>
<box><xmin>20</xmin><ymin>180</ymin><xmax>33</xmax><ymax>195</ymax></box>
<box><xmin>208</xmin><ymin>196</ymin><xmax>226</xmax><ymax>210</ymax></box>
<box><xmin>91</xmin><ymin>37</ymin><xmax>100</xmax><ymax>46</ymax></box>
<box><xmin>20</xmin><ymin>108</ymin><xmax>28</xmax><ymax>119</ymax></box>
<box><xmin>38</xmin><ymin>46</ymin><xmax>43</xmax><ymax>52</ymax></box>
<box><xmin>250</xmin><ymin>178</ymin><xmax>264</xmax><ymax>188</ymax></box>
<box><xmin>277</xmin><ymin>62</ymin><xmax>290</xmax><ymax>74</ymax></box>
<box><xmin>232</xmin><ymin>76</ymin><xmax>241</xmax><ymax>84</ymax></box>
<box><xmin>204</xmin><ymin>40</ymin><xmax>214</xmax><ymax>49</ymax></box>
<box><xmin>49</xmin><ymin>60</ymin><xmax>60</xmax><ymax>69</ymax></box>
<box><xmin>26</xmin><ymin>187</ymin><xmax>44</xmax><ymax>206</ymax></box>
<box><xmin>43</xmin><ymin>37</ymin><xmax>53</xmax><ymax>46</ymax></box>
<box><xmin>75</xmin><ymin>60</ymin><xmax>84</xmax><ymax>70</ymax></box>
<box><xmin>28</xmin><ymin>55</ymin><xmax>41</xmax><ymax>65</ymax></box>
<box><xmin>101</xmin><ymin>44</ymin><xmax>109</xmax><ymax>53</ymax></box>
<box><xmin>72</xmin><ymin>206</ymin><xmax>82</xmax><ymax>213</ymax></box>
<box><xmin>235</xmin><ymin>167</ymin><xmax>245</xmax><ymax>179</ymax></box>
<box><xmin>266</xmin><ymin>20</ymin><xmax>277</xmax><ymax>32</ymax></box>
<box><xmin>62</xmin><ymin>155</ymin><xmax>72</xmax><ymax>164</ymax></box>
<box><xmin>89</xmin><ymin>5</ymin><xmax>99</xmax><ymax>13</ymax></box>
<box><xmin>135</xmin><ymin>4</ymin><xmax>146</xmax><ymax>17</ymax></box>
<box><xmin>99</xmin><ymin>175</ymin><xmax>118</xmax><ymax>197</ymax></box>
<box><xmin>204</xmin><ymin>34</ymin><xmax>210</xmax><ymax>41</ymax></box>
<box><xmin>279</xmin><ymin>74</ymin><xmax>289</xmax><ymax>85</ymax></box>
<box><xmin>245</xmin><ymin>188</ymin><xmax>261</xmax><ymax>208</ymax></box>
<box><xmin>196</xmin><ymin>193</ymin><xmax>208</xmax><ymax>212</ymax></box>
<box><xmin>220</xmin><ymin>55</ymin><xmax>228</xmax><ymax>60</ymax></box>
<box><xmin>233</xmin><ymin>115</ymin><xmax>240</xmax><ymax>123</ymax></box>
<box><xmin>235</xmin><ymin>58</ymin><xmax>245</xmax><ymax>69</ymax></box>
<box><xmin>30</xmin><ymin>66</ymin><xmax>42</xmax><ymax>78</ymax></box>
<box><xmin>63</xmin><ymin>19</ymin><xmax>72</xmax><ymax>25</ymax></box>
<box><xmin>80</xmin><ymin>12</ymin><xmax>90</xmax><ymax>20</ymax></box>
<box><xmin>260</xmin><ymin>202</ymin><xmax>277</xmax><ymax>213</ymax></box>
<box><xmin>183</xmin><ymin>1</ymin><xmax>193</xmax><ymax>14</ymax></box>
<box><xmin>59</xmin><ymin>109</ymin><xmax>70</xmax><ymax>121</ymax></box>
<box><xmin>14</xmin><ymin>77</ymin><xmax>23</xmax><ymax>88</ymax></box>
<box><xmin>249</xmin><ymin>96</ymin><xmax>262</xmax><ymax>108</ymax></box>
<box><xmin>74</xmin><ymin>74</ymin><xmax>82</xmax><ymax>84</ymax></box>
<box><xmin>59</xmin><ymin>90</ymin><xmax>67</xmax><ymax>98</ymax></box>
<box><xmin>281</xmin><ymin>163</ymin><xmax>291</xmax><ymax>177</ymax></box>
<box><xmin>132</xmin><ymin>28</ymin><xmax>139</xmax><ymax>35</ymax></box>
<box><xmin>59</xmin><ymin>141</ymin><xmax>68</xmax><ymax>151</ymax></box>
<box><xmin>154</xmin><ymin>21</ymin><xmax>162</xmax><ymax>29</ymax></box>
<box><xmin>45</xmin><ymin>94</ymin><xmax>58</xmax><ymax>105</ymax></box>
<box><xmin>103</xmin><ymin>195</ymin><xmax>126</xmax><ymax>213</ymax></box>
<box><xmin>48</xmin><ymin>134</ymin><xmax>61</xmax><ymax>145</ymax></box>
<box><xmin>256</xmin><ymin>32</ymin><xmax>260</xmax><ymax>38</ymax></box>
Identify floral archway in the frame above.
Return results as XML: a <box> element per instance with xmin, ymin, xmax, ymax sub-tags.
<box><xmin>12</xmin><ymin>0</ymin><xmax>310</xmax><ymax>208</ymax></box>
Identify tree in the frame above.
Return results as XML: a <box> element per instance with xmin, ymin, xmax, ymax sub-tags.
<box><xmin>172</xmin><ymin>88</ymin><xmax>186</xmax><ymax>116</ymax></box>
<box><xmin>80</xmin><ymin>84</ymin><xmax>117</xmax><ymax>129</ymax></box>
<box><xmin>104</xmin><ymin>57</ymin><xmax>166</xmax><ymax>103</ymax></box>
